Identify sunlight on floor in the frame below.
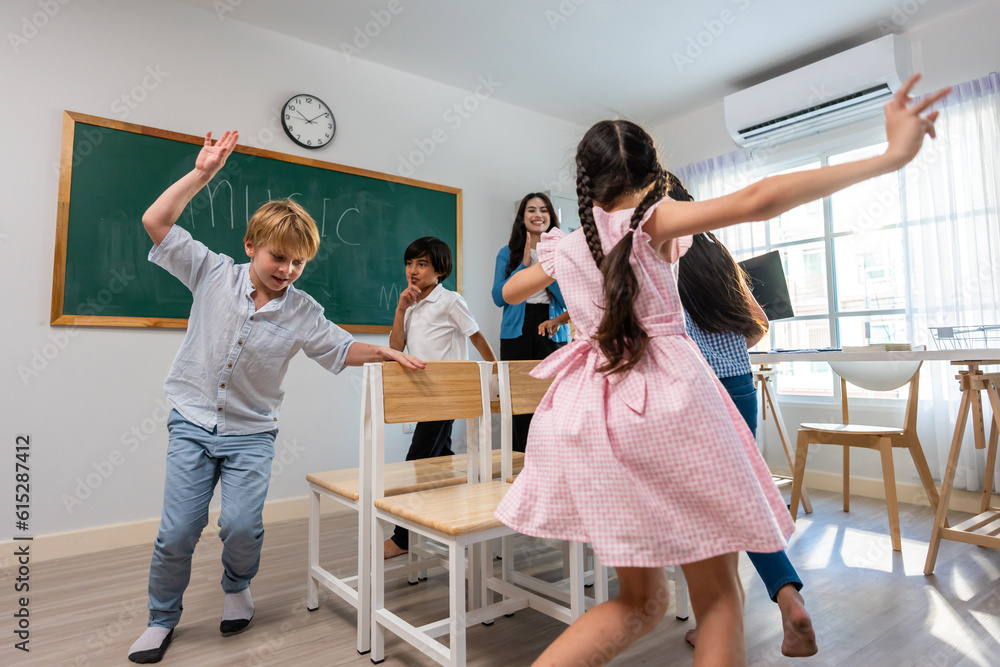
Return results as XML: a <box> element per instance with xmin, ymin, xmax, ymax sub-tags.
<box><xmin>925</xmin><ymin>587</ymin><xmax>996</xmax><ymax>666</ymax></box>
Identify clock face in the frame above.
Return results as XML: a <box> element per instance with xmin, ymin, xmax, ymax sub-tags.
<box><xmin>281</xmin><ymin>94</ymin><xmax>335</xmax><ymax>149</ymax></box>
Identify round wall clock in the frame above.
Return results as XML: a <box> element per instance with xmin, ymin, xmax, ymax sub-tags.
<box><xmin>281</xmin><ymin>94</ymin><xmax>335</xmax><ymax>149</ymax></box>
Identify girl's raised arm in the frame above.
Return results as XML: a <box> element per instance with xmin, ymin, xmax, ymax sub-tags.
<box><xmin>502</xmin><ymin>263</ymin><xmax>554</xmax><ymax>305</ymax></box>
<box><xmin>647</xmin><ymin>74</ymin><xmax>950</xmax><ymax>249</ymax></box>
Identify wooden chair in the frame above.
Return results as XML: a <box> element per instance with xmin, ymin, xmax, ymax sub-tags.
<box><xmin>790</xmin><ymin>359</ymin><xmax>940</xmax><ymax>551</ymax></box>
<box><xmin>369</xmin><ymin>361</ymin><xmax>581</xmax><ymax>666</ymax></box>
<box><xmin>496</xmin><ymin>360</ymin><xmax>689</xmax><ymax>621</ymax></box>
<box><xmin>305</xmin><ymin>364</ymin><xmax>470</xmax><ymax>654</ymax></box>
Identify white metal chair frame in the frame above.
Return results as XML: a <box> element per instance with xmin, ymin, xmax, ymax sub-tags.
<box><xmin>370</xmin><ymin>361</ymin><xmax>608</xmax><ymax>666</ymax></box>
<box><xmin>495</xmin><ymin>360</ymin><xmax>689</xmax><ymax>621</ymax></box>
<box><xmin>305</xmin><ymin>364</ymin><xmax>464</xmax><ymax>654</ymax></box>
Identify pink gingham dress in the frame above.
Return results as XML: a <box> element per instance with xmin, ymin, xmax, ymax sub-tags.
<box><xmin>495</xmin><ymin>199</ymin><xmax>795</xmax><ymax>567</ymax></box>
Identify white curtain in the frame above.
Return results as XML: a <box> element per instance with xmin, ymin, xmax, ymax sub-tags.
<box><xmin>676</xmin><ymin>72</ymin><xmax>1000</xmax><ymax>492</ymax></box>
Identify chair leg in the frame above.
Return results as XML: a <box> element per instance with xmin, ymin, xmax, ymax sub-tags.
<box><xmin>878</xmin><ymin>437</ymin><xmax>902</xmax><ymax>552</ymax></box>
<box><xmin>449</xmin><ymin>542</ymin><xmax>467</xmax><ymax>667</ymax></box>
<box><xmin>673</xmin><ymin>566</ymin><xmax>689</xmax><ymax>621</ymax></box>
<box><xmin>306</xmin><ymin>489</ymin><xmax>320</xmax><ymax>611</ymax></box>
<box><xmin>907</xmin><ymin>435</ymin><xmax>941</xmax><ymax>514</ymax></box>
<box><xmin>593</xmin><ymin>550</ymin><xmax>609</xmax><ymax>605</ymax></box>
<box><xmin>790</xmin><ymin>431</ymin><xmax>811</xmax><ymax>520</ymax></box>
<box><xmin>568</xmin><ymin>542</ymin><xmax>585</xmax><ymax>620</ymax></box>
<box><xmin>843</xmin><ymin>446</ymin><xmax>851</xmax><ymax>513</ymax></box>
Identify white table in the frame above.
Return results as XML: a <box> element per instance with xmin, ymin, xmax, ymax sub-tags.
<box><xmin>749</xmin><ymin>349</ymin><xmax>1000</xmax><ymax>566</ymax></box>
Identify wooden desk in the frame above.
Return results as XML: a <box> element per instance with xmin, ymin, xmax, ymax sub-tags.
<box><xmin>924</xmin><ymin>364</ymin><xmax>1000</xmax><ymax>574</ymax></box>
<box><xmin>749</xmin><ymin>350</ymin><xmax>1000</xmax><ymax>567</ymax></box>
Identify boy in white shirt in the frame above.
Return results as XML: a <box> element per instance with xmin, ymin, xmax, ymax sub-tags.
<box><xmin>384</xmin><ymin>236</ymin><xmax>496</xmax><ymax>558</ymax></box>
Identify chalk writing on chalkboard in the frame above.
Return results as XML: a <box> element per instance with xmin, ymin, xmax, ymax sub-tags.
<box><xmin>51</xmin><ymin>111</ymin><xmax>462</xmax><ymax>332</ymax></box>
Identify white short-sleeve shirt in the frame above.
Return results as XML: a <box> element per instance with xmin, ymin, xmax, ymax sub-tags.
<box><xmin>402</xmin><ymin>283</ymin><xmax>479</xmax><ymax>360</ymax></box>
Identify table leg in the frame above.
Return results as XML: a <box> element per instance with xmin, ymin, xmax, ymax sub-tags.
<box><xmin>760</xmin><ymin>374</ymin><xmax>813</xmax><ymax>514</ymax></box>
<box><xmin>924</xmin><ymin>386</ymin><xmax>972</xmax><ymax>575</ymax></box>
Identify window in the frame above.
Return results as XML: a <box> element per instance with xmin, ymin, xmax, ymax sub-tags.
<box><xmin>715</xmin><ymin>142</ymin><xmax>983</xmax><ymax>399</ymax></box>
<box><xmin>681</xmin><ymin>76</ymin><xmax>1000</xmax><ymax>405</ymax></box>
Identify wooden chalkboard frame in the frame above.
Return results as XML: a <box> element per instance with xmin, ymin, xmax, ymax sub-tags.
<box><xmin>51</xmin><ymin>111</ymin><xmax>463</xmax><ymax>332</ymax></box>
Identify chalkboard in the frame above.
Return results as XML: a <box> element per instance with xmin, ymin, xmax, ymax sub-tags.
<box><xmin>51</xmin><ymin>111</ymin><xmax>462</xmax><ymax>332</ymax></box>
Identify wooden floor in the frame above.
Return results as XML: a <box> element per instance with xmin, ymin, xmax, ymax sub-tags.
<box><xmin>8</xmin><ymin>490</ymin><xmax>1000</xmax><ymax>666</ymax></box>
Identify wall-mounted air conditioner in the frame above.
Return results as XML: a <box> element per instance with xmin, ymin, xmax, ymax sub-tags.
<box><xmin>724</xmin><ymin>34</ymin><xmax>912</xmax><ymax>148</ymax></box>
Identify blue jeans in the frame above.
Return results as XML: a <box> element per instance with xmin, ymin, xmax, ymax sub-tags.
<box><xmin>720</xmin><ymin>373</ymin><xmax>803</xmax><ymax>602</ymax></box>
<box><xmin>146</xmin><ymin>410</ymin><xmax>276</xmax><ymax>628</ymax></box>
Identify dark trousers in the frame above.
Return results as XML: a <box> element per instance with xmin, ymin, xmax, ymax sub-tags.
<box><xmin>390</xmin><ymin>420</ymin><xmax>454</xmax><ymax>549</ymax></box>
<box><xmin>500</xmin><ymin>303</ymin><xmax>566</xmax><ymax>453</ymax></box>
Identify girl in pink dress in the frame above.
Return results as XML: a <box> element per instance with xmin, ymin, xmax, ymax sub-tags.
<box><xmin>494</xmin><ymin>74</ymin><xmax>949</xmax><ymax>666</ymax></box>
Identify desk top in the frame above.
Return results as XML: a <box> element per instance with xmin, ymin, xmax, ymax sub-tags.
<box><xmin>750</xmin><ymin>349</ymin><xmax>1000</xmax><ymax>363</ymax></box>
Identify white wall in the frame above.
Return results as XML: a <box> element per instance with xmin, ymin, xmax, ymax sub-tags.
<box><xmin>0</xmin><ymin>0</ymin><xmax>583</xmax><ymax>538</ymax></box>
<box><xmin>651</xmin><ymin>0</ymin><xmax>1000</xmax><ymax>479</ymax></box>
<box><xmin>652</xmin><ymin>0</ymin><xmax>1000</xmax><ymax>167</ymax></box>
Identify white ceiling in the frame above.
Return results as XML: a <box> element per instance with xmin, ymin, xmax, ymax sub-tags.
<box><xmin>175</xmin><ymin>0</ymin><xmax>986</xmax><ymax>126</ymax></box>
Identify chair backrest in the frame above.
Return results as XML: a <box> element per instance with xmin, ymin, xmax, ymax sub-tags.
<box><xmin>497</xmin><ymin>360</ymin><xmax>553</xmax><ymax>479</ymax></box>
<box><xmin>380</xmin><ymin>361</ymin><xmax>491</xmax><ymax>423</ymax></box>
<box><xmin>369</xmin><ymin>361</ymin><xmax>494</xmax><ymax>498</ymax></box>
<box><xmin>828</xmin><ymin>359</ymin><xmax>922</xmax><ymax>429</ymax></box>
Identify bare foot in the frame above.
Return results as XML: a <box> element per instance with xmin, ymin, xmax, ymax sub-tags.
<box><xmin>775</xmin><ymin>586</ymin><xmax>818</xmax><ymax>657</ymax></box>
<box><xmin>383</xmin><ymin>538</ymin><xmax>408</xmax><ymax>559</ymax></box>
<box><xmin>684</xmin><ymin>626</ymin><xmax>698</xmax><ymax>648</ymax></box>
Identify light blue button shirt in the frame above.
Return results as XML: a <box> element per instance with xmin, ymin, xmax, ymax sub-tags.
<box><xmin>149</xmin><ymin>225</ymin><xmax>356</xmax><ymax>435</ymax></box>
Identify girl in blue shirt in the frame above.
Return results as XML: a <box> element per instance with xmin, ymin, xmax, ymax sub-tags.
<box><xmin>492</xmin><ymin>192</ymin><xmax>570</xmax><ymax>451</ymax></box>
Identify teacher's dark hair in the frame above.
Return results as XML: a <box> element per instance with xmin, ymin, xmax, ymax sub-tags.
<box><xmin>504</xmin><ymin>193</ymin><xmax>560</xmax><ymax>279</ymax></box>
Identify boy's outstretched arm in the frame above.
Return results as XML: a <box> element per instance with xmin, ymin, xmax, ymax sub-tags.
<box><xmin>142</xmin><ymin>130</ymin><xmax>239</xmax><ymax>245</ymax></box>
<box><xmin>345</xmin><ymin>342</ymin><xmax>426</xmax><ymax>370</ymax></box>
<box><xmin>468</xmin><ymin>331</ymin><xmax>497</xmax><ymax>363</ymax></box>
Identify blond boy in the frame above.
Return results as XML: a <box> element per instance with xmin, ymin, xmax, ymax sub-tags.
<box><xmin>128</xmin><ymin>131</ymin><xmax>422</xmax><ymax>663</ymax></box>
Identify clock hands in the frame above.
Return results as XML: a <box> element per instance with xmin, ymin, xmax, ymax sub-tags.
<box><xmin>293</xmin><ymin>110</ymin><xmax>313</xmax><ymax>124</ymax></box>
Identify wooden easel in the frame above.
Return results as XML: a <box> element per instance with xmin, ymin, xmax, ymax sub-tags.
<box><xmin>754</xmin><ymin>364</ymin><xmax>813</xmax><ymax>514</ymax></box>
<box><xmin>924</xmin><ymin>362</ymin><xmax>1000</xmax><ymax>574</ymax></box>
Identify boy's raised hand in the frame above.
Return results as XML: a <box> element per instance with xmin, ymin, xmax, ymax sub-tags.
<box><xmin>195</xmin><ymin>130</ymin><xmax>239</xmax><ymax>180</ymax></box>
<box><xmin>397</xmin><ymin>284</ymin><xmax>421</xmax><ymax>311</ymax></box>
<box><xmin>883</xmin><ymin>74</ymin><xmax>950</xmax><ymax>168</ymax></box>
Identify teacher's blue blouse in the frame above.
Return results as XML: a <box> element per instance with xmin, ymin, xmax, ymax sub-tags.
<box><xmin>492</xmin><ymin>246</ymin><xmax>570</xmax><ymax>343</ymax></box>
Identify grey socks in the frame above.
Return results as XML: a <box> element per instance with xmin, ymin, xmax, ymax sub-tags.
<box><xmin>128</xmin><ymin>626</ymin><xmax>172</xmax><ymax>663</ymax></box>
<box><xmin>220</xmin><ymin>588</ymin><xmax>254</xmax><ymax>635</ymax></box>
